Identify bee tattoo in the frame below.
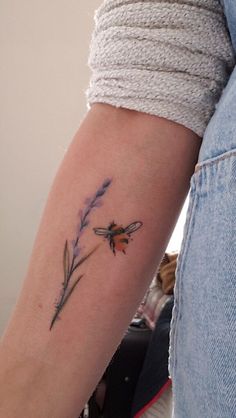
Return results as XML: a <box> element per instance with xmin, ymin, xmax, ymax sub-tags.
<box><xmin>93</xmin><ymin>221</ymin><xmax>143</xmax><ymax>255</ymax></box>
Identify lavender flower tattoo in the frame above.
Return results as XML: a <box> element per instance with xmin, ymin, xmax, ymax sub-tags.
<box><xmin>49</xmin><ymin>178</ymin><xmax>112</xmax><ymax>330</ymax></box>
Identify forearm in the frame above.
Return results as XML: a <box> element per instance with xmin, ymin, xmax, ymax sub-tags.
<box><xmin>0</xmin><ymin>103</ymin><xmax>201</xmax><ymax>418</ymax></box>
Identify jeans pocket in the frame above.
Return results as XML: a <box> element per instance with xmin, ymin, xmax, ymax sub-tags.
<box><xmin>169</xmin><ymin>147</ymin><xmax>236</xmax><ymax>417</ymax></box>
<box><xmin>195</xmin><ymin>148</ymin><xmax>236</xmax><ymax>173</ymax></box>
<box><xmin>169</xmin><ymin>146</ymin><xmax>236</xmax><ymax>381</ymax></box>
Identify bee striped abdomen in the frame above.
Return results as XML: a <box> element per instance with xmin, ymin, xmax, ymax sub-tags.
<box><xmin>113</xmin><ymin>233</ymin><xmax>129</xmax><ymax>251</ymax></box>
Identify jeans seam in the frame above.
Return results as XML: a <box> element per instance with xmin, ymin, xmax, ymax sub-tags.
<box><xmin>195</xmin><ymin>149</ymin><xmax>236</xmax><ymax>173</ymax></box>
<box><xmin>170</xmin><ymin>177</ymin><xmax>199</xmax><ymax>380</ymax></box>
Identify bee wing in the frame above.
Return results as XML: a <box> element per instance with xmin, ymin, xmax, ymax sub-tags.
<box><xmin>93</xmin><ymin>227</ymin><xmax>111</xmax><ymax>236</ymax></box>
<box><xmin>124</xmin><ymin>221</ymin><xmax>143</xmax><ymax>235</ymax></box>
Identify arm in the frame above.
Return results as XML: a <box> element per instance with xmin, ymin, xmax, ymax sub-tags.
<box><xmin>0</xmin><ymin>102</ymin><xmax>201</xmax><ymax>418</ymax></box>
<box><xmin>1</xmin><ymin>0</ymin><xmax>233</xmax><ymax>415</ymax></box>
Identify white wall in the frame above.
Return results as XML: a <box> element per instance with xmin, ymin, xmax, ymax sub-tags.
<box><xmin>0</xmin><ymin>0</ymin><xmax>102</xmax><ymax>335</ymax></box>
<box><xmin>0</xmin><ymin>0</ymin><xmax>188</xmax><ymax>335</ymax></box>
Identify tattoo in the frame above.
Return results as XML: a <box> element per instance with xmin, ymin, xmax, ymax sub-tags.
<box><xmin>49</xmin><ymin>178</ymin><xmax>112</xmax><ymax>330</ymax></box>
<box><xmin>93</xmin><ymin>221</ymin><xmax>143</xmax><ymax>255</ymax></box>
<box><xmin>49</xmin><ymin>178</ymin><xmax>143</xmax><ymax>330</ymax></box>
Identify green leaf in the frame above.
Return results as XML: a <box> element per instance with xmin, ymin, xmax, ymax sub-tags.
<box><xmin>61</xmin><ymin>274</ymin><xmax>84</xmax><ymax>309</ymax></box>
<box><xmin>49</xmin><ymin>274</ymin><xmax>84</xmax><ymax>330</ymax></box>
<box><xmin>71</xmin><ymin>243</ymin><xmax>101</xmax><ymax>274</ymax></box>
<box><xmin>63</xmin><ymin>240</ymin><xmax>70</xmax><ymax>286</ymax></box>
<box><xmin>50</xmin><ymin>243</ymin><xmax>102</xmax><ymax>331</ymax></box>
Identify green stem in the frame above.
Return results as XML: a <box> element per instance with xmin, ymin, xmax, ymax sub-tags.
<box><xmin>49</xmin><ymin>274</ymin><xmax>84</xmax><ymax>330</ymax></box>
<box><xmin>49</xmin><ymin>243</ymin><xmax>102</xmax><ymax>330</ymax></box>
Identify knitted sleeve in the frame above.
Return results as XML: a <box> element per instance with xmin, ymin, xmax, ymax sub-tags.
<box><xmin>85</xmin><ymin>0</ymin><xmax>235</xmax><ymax>137</ymax></box>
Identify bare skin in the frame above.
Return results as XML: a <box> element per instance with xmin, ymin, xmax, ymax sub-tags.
<box><xmin>0</xmin><ymin>103</ymin><xmax>201</xmax><ymax>418</ymax></box>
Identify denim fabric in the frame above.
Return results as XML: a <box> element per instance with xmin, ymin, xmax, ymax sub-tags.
<box><xmin>169</xmin><ymin>2</ymin><xmax>236</xmax><ymax>416</ymax></box>
<box><xmin>221</xmin><ymin>0</ymin><xmax>236</xmax><ymax>52</ymax></box>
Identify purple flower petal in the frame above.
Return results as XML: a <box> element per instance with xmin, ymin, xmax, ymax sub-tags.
<box><xmin>102</xmin><ymin>178</ymin><xmax>112</xmax><ymax>188</ymax></box>
<box><xmin>93</xmin><ymin>200</ymin><xmax>103</xmax><ymax>208</ymax></box>
<box><xmin>84</xmin><ymin>197</ymin><xmax>92</xmax><ymax>205</ymax></box>
<box><xmin>77</xmin><ymin>227</ymin><xmax>85</xmax><ymax>237</ymax></box>
<box><xmin>82</xmin><ymin>220</ymin><xmax>89</xmax><ymax>228</ymax></box>
<box><xmin>73</xmin><ymin>247</ymin><xmax>80</xmax><ymax>257</ymax></box>
<box><xmin>83</xmin><ymin>208</ymin><xmax>91</xmax><ymax>218</ymax></box>
<box><xmin>95</xmin><ymin>188</ymin><xmax>105</xmax><ymax>198</ymax></box>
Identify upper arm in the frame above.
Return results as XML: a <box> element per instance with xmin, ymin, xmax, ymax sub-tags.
<box><xmin>85</xmin><ymin>0</ymin><xmax>234</xmax><ymax>138</ymax></box>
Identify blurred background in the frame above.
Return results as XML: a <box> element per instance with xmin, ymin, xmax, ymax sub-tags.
<box><xmin>0</xmin><ymin>0</ymin><xmax>189</xmax><ymax>335</ymax></box>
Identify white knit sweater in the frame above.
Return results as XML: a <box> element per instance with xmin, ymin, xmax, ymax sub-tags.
<box><xmin>85</xmin><ymin>0</ymin><xmax>235</xmax><ymax>137</ymax></box>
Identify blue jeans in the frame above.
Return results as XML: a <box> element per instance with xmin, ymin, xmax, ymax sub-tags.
<box><xmin>169</xmin><ymin>2</ymin><xmax>236</xmax><ymax>417</ymax></box>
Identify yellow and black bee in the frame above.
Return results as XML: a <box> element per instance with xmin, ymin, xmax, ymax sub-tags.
<box><xmin>93</xmin><ymin>220</ymin><xmax>143</xmax><ymax>255</ymax></box>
